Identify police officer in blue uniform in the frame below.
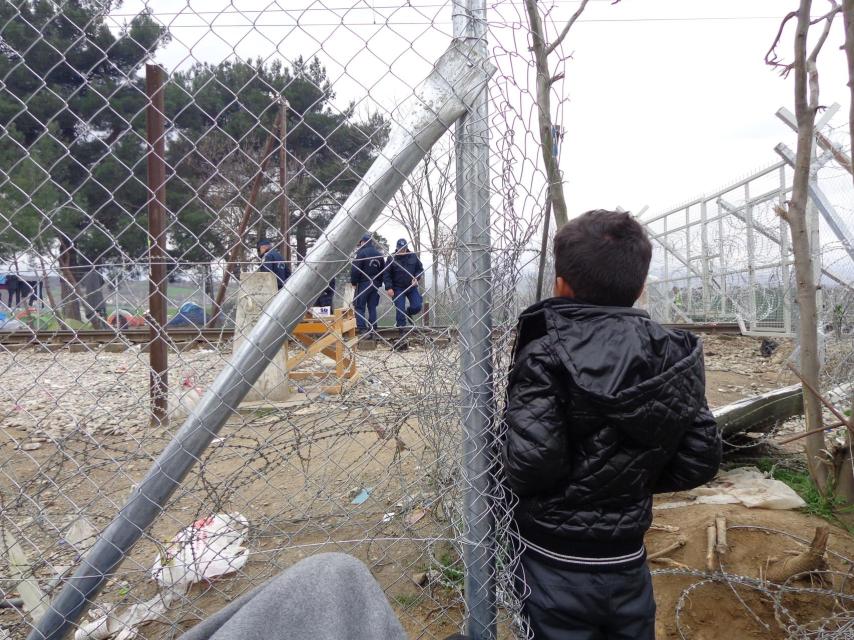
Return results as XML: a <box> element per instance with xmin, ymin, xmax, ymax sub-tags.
<box><xmin>350</xmin><ymin>234</ymin><xmax>384</xmax><ymax>336</ymax></box>
<box><xmin>257</xmin><ymin>238</ymin><xmax>291</xmax><ymax>289</ymax></box>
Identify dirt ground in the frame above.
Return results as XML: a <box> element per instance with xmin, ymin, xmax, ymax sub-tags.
<box><xmin>647</xmin><ymin>502</ymin><xmax>854</xmax><ymax>639</ymax></box>
<box><xmin>2</xmin><ymin>332</ymin><xmax>848</xmax><ymax>639</ymax></box>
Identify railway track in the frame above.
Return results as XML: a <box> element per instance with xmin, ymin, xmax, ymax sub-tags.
<box><xmin>0</xmin><ymin>322</ymin><xmax>742</xmax><ymax>347</ymax></box>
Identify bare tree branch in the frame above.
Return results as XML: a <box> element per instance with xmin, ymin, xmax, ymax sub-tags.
<box><xmin>523</xmin><ymin>0</ymin><xmax>569</xmax><ymax>226</ymax></box>
<box><xmin>765</xmin><ymin>11</ymin><xmax>798</xmax><ymax>74</ymax></box>
<box><xmin>845</xmin><ymin>0</ymin><xmax>854</xmax><ymax>187</ymax></box>
<box><xmin>807</xmin><ymin>1</ymin><xmax>840</xmax><ymax>109</ymax></box>
<box><xmin>545</xmin><ymin>0</ymin><xmax>593</xmax><ymax>56</ymax></box>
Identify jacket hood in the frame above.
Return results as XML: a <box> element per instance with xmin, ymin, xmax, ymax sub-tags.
<box><xmin>513</xmin><ymin>298</ymin><xmax>705</xmax><ymax>444</ymax></box>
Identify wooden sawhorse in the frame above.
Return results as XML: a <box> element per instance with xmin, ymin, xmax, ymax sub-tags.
<box><xmin>287</xmin><ymin>308</ymin><xmax>358</xmax><ymax>394</ymax></box>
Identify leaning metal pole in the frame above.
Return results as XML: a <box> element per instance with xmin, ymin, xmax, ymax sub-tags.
<box><xmin>30</xmin><ymin>42</ymin><xmax>494</xmax><ymax>640</ymax></box>
<box><xmin>453</xmin><ymin>1</ymin><xmax>497</xmax><ymax>639</ymax></box>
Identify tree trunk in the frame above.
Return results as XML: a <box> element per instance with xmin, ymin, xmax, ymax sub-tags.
<box><xmin>535</xmin><ymin>200</ymin><xmax>553</xmax><ymax>302</ymax></box>
<box><xmin>787</xmin><ymin>0</ymin><xmax>828</xmax><ymax>491</ymax></box>
<box><xmin>296</xmin><ymin>215</ymin><xmax>308</xmax><ymax>262</ymax></box>
<box><xmin>79</xmin><ymin>267</ymin><xmax>108</xmax><ymax>329</ymax></box>
<box><xmin>58</xmin><ymin>240</ymin><xmax>83</xmax><ymax>322</ymax></box>
<box><xmin>523</xmin><ymin>0</ymin><xmax>569</xmax><ymax>227</ymax></box>
<box><xmin>35</xmin><ymin>251</ymin><xmax>58</xmax><ymax>313</ymax></box>
<box><xmin>844</xmin><ymin>0</ymin><xmax>854</xmax><ymax>176</ymax></box>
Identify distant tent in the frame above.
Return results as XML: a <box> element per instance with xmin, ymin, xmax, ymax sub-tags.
<box><xmin>167</xmin><ymin>302</ymin><xmax>205</xmax><ymax>328</ymax></box>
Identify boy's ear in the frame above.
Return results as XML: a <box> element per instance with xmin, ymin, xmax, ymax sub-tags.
<box><xmin>554</xmin><ymin>276</ymin><xmax>575</xmax><ymax>299</ymax></box>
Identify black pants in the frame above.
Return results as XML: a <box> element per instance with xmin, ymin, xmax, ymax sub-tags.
<box><xmin>517</xmin><ymin>552</ymin><xmax>655</xmax><ymax>640</ymax></box>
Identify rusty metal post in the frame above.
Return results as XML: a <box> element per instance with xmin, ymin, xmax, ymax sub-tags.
<box><xmin>146</xmin><ymin>64</ymin><xmax>168</xmax><ymax>426</ymax></box>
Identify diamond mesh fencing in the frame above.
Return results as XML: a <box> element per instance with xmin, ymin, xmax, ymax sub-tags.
<box><xmin>4</xmin><ymin>2</ymin><xmax>854</xmax><ymax>640</ymax></box>
<box><xmin>0</xmin><ymin>1</ymin><xmax>562</xmax><ymax>638</ymax></box>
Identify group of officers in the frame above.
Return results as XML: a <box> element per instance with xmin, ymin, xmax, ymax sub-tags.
<box><xmin>256</xmin><ymin>234</ymin><xmax>424</xmax><ymax>342</ymax></box>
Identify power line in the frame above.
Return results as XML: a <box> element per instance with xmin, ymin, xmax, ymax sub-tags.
<box><xmin>105</xmin><ymin>16</ymin><xmax>785</xmax><ymax>28</ymax></box>
<box><xmin>102</xmin><ymin>1</ymin><xmax>787</xmax><ymax>24</ymax></box>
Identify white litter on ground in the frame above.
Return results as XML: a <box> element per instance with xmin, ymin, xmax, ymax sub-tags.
<box><xmin>655</xmin><ymin>467</ymin><xmax>806</xmax><ymax>511</ymax></box>
<box><xmin>151</xmin><ymin>512</ymin><xmax>249</xmax><ymax>589</ymax></box>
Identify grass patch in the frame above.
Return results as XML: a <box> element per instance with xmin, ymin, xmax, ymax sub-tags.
<box><xmin>436</xmin><ymin>550</ymin><xmax>465</xmax><ymax>588</ymax></box>
<box><xmin>756</xmin><ymin>458</ymin><xmax>847</xmax><ymax>524</ymax></box>
<box><xmin>393</xmin><ymin>594</ymin><xmax>422</xmax><ymax>608</ymax></box>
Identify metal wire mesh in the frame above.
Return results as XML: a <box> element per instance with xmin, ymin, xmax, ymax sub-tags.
<box><xmin>3</xmin><ymin>2</ymin><xmax>854</xmax><ymax>640</ymax></box>
<box><xmin>0</xmin><ymin>0</ymin><xmax>559</xmax><ymax>638</ymax></box>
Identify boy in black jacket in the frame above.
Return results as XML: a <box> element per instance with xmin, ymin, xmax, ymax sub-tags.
<box><xmin>503</xmin><ymin>210</ymin><xmax>721</xmax><ymax>640</ymax></box>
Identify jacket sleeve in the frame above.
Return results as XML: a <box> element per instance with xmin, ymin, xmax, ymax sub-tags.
<box><xmin>383</xmin><ymin>258</ymin><xmax>393</xmax><ymax>290</ymax></box>
<box><xmin>502</xmin><ymin>339</ymin><xmax>569</xmax><ymax>497</ymax></box>
<box><xmin>350</xmin><ymin>255</ymin><xmax>360</xmax><ymax>285</ymax></box>
<box><xmin>415</xmin><ymin>256</ymin><xmax>424</xmax><ymax>280</ymax></box>
<box><xmin>653</xmin><ymin>402</ymin><xmax>721</xmax><ymax>494</ymax></box>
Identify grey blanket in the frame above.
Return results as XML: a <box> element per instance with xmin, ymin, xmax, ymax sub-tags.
<box><xmin>178</xmin><ymin>553</ymin><xmax>407</xmax><ymax>640</ymax></box>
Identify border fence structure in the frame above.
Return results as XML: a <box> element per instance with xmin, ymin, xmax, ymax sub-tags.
<box><xmin>0</xmin><ymin>1</ymin><xmax>562</xmax><ymax>639</ymax></box>
<box><xmin>640</xmin><ymin>107</ymin><xmax>854</xmax><ymax>340</ymax></box>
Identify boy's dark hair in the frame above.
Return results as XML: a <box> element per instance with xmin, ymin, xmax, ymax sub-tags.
<box><xmin>554</xmin><ymin>210</ymin><xmax>652</xmax><ymax>307</ymax></box>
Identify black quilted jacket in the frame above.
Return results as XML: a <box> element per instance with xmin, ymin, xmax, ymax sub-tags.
<box><xmin>502</xmin><ymin>298</ymin><xmax>721</xmax><ymax>559</ymax></box>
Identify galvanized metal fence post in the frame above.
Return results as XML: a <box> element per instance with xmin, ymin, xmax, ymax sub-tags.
<box><xmin>780</xmin><ymin>166</ymin><xmax>793</xmax><ymax>334</ymax></box>
<box><xmin>453</xmin><ymin>1</ymin><xmax>497</xmax><ymax>639</ymax></box>
<box><xmin>745</xmin><ymin>182</ymin><xmax>758</xmax><ymax>327</ymax></box>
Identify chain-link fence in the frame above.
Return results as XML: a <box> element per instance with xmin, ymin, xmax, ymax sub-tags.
<box><xmin>4</xmin><ymin>2</ymin><xmax>854</xmax><ymax>640</ymax></box>
<box><xmin>0</xmin><ymin>1</ymin><xmax>563</xmax><ymax>638</ymax></box>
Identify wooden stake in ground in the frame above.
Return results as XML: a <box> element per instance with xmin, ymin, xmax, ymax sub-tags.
<box><xmin>715</xmin><ymin>515</ymin><xmax>728</xmax><ymax>556</ymax></box>
<box><xmin>705</xmin><ymin>524</ymin><xmax>717</xmax><ymax>573</ymax></box>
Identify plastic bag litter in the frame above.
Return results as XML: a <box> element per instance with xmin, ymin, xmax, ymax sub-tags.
<box><xmin>151</xmin><ymin>513</ymin><xmax>249</xmax><ymax>589</ymax></box>
<box><xmin>74</xmin><ymin>592</ymin><xmax>181</xmax><ymax>640</ymax></box>
<box><xmin>656</xmin><ymin>467</ymin><xmax>806</xmax><ymax>511</ymax></box>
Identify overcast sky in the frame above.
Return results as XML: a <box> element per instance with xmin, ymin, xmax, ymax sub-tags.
<box><xmin>111</xmin><ymin>0</ymin><xmax>852</xmax><ymax>239</ymax></box>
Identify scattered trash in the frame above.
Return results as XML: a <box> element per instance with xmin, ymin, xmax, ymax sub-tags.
<box><xmin>405</xmin><ymin>508</ymin><xmax>427</xmax><ymax>526</ymax></box>
<box><xmin>760</xmin><ymin>338</ymin><xmax>779</xmax><ymax>358</ymax></box>
<box><xmin>180</xmin><ymin>374</ymin><xmax>205</xmax><ymax>413</ymax></box>
<box><xmin>19</xmin><ymin>442</ymin><xmax>41</xmax><ymax>451</ymax></box>
<box><xmin>382</xmin><ymin>512</ymin><xmax>396</xmax><ymax>523</ymax></box>
<box><xmin>656</xmin><ymin>467</ymin><xmax>806</xmax><ymax>511</ymax></box>
<box><xmin>1</xmin><ymin>526</ymin><xmax>47</xmax><ymax>622</ymax></box>
<box><xmin>351</xmin><ymin>488</ymin><xmax>373</xmax><ymax>505</ymax></box>
<box><xmin>151</xmin><ymin>513</ymin><xmax>249</xmax><ymax>589</ymax></box>
<box><xmin>74</xmin><ymin>591</ymin><xmax>181</xmax><ymax>640</ymax></box>
<box><xmin>63</xmin><ymin>517</ymin><xmax>97</xmax><ymax>553</ymax></box>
